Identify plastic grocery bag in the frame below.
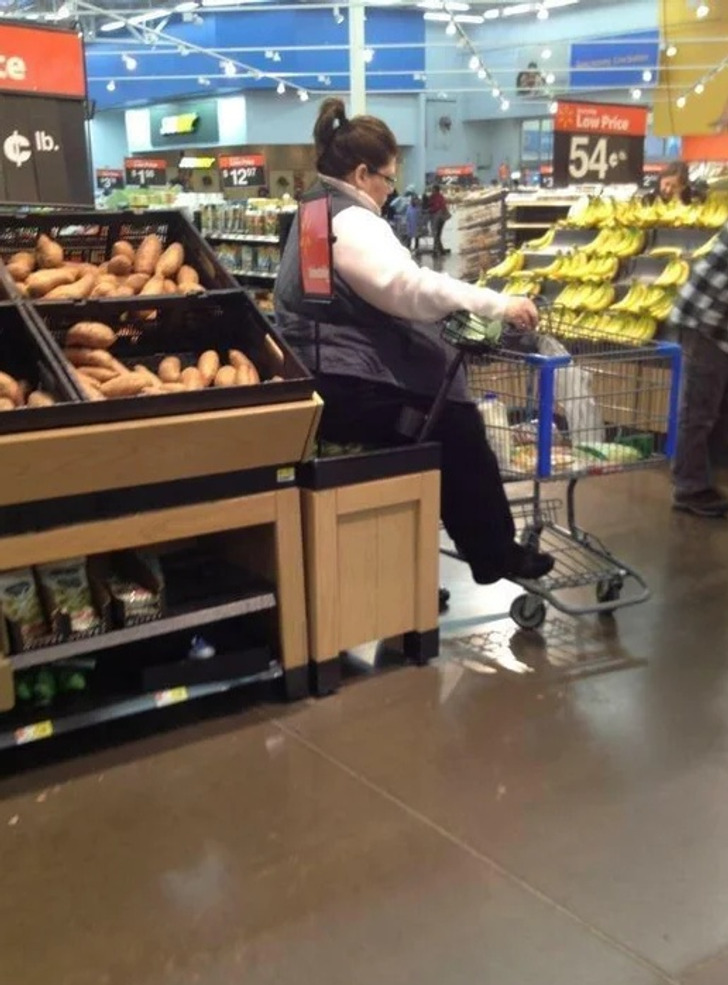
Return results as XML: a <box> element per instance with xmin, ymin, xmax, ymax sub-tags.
<box><xmin>537</xmin><ymin>334</ymin><xmax>605</xmax><ymax>445</ymax></box>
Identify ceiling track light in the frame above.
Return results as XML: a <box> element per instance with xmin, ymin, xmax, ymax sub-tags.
<box><xmin>631</xmin><ymin>87</ymin><xmax>642</xmax><ymax>100</ymax></box>
<box><xmin>666</xmin><ymin>44</ymin><xmax>678</xmax><ymax>58</ymax></box>
<box><xmin>501</xmin><ymin>99</ymin><xmax>510</xmax><ymax>111</ymax></box>
<box><xmin>106</xmin><ymin>79</ymin><xmax>116</xmax><ymax>92</ymax></box>
<box><xmin>276</xmin><ymin>80</ymin><xmax>285</xmax><ymax>94</ymax></box>
<box><xmin>221</xmin><ymin>60</ymin><xmax>236</xmax><ymax>76</ymax></box>
<box><xmin>549</xmin><ymin>100</ymin><xmax>558</xmax><ymax>113</ymax></box>
<box><xmin>468</xmin><ymin>54</ymin><xmax>479</xmax><ymax>70</ymax></box>
<box><xmin>642</xmin><ymin>69</ymin><xmax>653</xmax><ymax>82</ymax></box>
<box><xmin>676</xmin><ymin>95</ymin><xmax>686</xmax><ymax>108</ymax></box>
<box><xmin>122</xmin><ymin>53</ymin><xmax>137</xmax><ymax>71</ymax></box>
<box><xmin>536</xmin><ymin>4</ymin><xmax>549</xmax><ymax>19</ymax></box>
<box><xmin>363</xmin><ymin>47</ymin><xmax>375</xmax><ymax>63</ymax></box>
<box><xmin>299</xmin><ymin>89</ymin><xmax>309</xmax><ymax>101</ymax></box>
<box><xmin>445</xmin><ymin>19</ymin><xmax>457</xmax><ymax>35</ymax></box>
<box><xmin>696</xmin><ymin>3</ymin><xmax>710</xmax><ymax>18</ymax></box>
<box><xmin>695</xmin><ymin>82</ymin><xmax>705</xmax><ymax>94</ymax></box>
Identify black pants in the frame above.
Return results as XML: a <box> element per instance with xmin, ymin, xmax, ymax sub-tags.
<box><xmin>316</xmin><ymin>375</ymin><xmax>516</xmax><ymax>583</ymax></box>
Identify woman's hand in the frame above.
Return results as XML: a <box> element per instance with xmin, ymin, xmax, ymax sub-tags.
<box><xmin>504</xmin><ymin>296</ymin><xmax>539</xmax><ymax>330</ymax></box>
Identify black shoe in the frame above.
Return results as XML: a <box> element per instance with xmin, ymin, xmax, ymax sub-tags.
<box><xmin>471</xmin><ymin>545</ymin><xmax>555</xmax><ymax>585</ymax></box>
<box><xmin>673</xmin><ymin>488</ymin><xmax>728</xmax><ymax>517</ymax></box>
<box><xmin>438</xmin><ymin>587</ymin><xmax>450</xmax><ymax>613</ymax></box>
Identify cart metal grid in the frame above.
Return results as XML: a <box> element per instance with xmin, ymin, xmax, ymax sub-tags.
<box><xmin>427</xmin><ymin>305</ymin><xmax>682</xmax><ymax>629</ymax></box>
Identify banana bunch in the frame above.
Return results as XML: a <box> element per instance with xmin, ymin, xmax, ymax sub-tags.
<box><xmin>554</xmin><ymin>282</ymin><xmax>616</xmax><ymax>312</ymax></box>
<box><xmin>584</xmin><ymin>226</ymin><xmax>646</xmax><ymax>258</ymax></box>
<box><xmin>523</xmin><ymin>228</ymin><xmax>556</xmax><ymax>249</ymax></box>
<box><xmin>692</xmin><ymin>232</ymin><xmax>718</xmax><ymax>259</ymax></box>
<box><xmin>648</xmin><ymin>245</ymin><xmax>684</xmax><ymax>258</ymax></box>
<box><xmin>566</xmin><ymin>196</ymin><xmax>615</xmax><ymax>228</ymax></box>
<box><xmin>610</xmin><ymin>282</ymin><xmax>677</xmax><ymax>320</ymax></box>
<box><xmin>654</xmin><ymin>257</ymin><xmax>690</xmax><ymax>288</ymax></box>
<box><xmin>553</xmin><ymin>252</ymin><xmax>620</xmax><ymax>282</ymax></box>
<box><xmin>549</xmin><ymin>308</ymin><xmax>657</xmax><ymax>344</ymax></box>
<box><xmin>502</xmin><ymin>277</ymin><xmax>541</xmax><ymax>297</ymax></box>
<box><xmin>698</xmin><ymin>193</ymin><xmax>728</xmax><ymax>229</ymax></box>
<box><xmin>485</xmin><ymin>251</ymin><xmax>524</xmax><ymax>278</ymax></box>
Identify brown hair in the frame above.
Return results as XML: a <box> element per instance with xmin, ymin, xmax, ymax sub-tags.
<box><xmin>660</xmin><ymin>161</ymin><xmax>688</xmax><ymax>186</ymax></box>
<box><xmin>314</xmin><ymin>97</ymin><xmax>398</xmax><ymax>178</ymax></box>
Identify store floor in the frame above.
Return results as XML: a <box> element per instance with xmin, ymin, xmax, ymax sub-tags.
<box><xmin>3</xmin><ymin>467</ymin><xmax>728</xmax><ymax>984</ymax></box>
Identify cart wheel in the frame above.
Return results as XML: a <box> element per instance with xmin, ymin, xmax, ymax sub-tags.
<box><xmin>596</xmin><ymin>576</ymin><xmax>623</xmax><ymax>607</ymax></box>
<box><xmin>510</xmin><ymin>593</ymin><xmax>547</xmax><ymax>631</ymax></box>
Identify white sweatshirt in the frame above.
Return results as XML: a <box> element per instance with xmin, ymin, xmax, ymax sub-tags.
<box><xmin>325</xmin><ymin>175</ymin><xmax>509</xmax><ymax>324</ymax></box>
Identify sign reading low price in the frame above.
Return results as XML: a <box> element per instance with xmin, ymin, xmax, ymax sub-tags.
<box><xmin>124</xmin><ymin>157</ymin><xmax>167</xmax><ymax>187</ymax></box>
<box><xmin>218</xmin><ymin>154</ymin><xmax>266</xmax><ymax>189</ymax></box>
<box><xmin>553</xmin><ymin>101</ymin><xmax>647</xmax><ymax>187</ymax></box>
<box><xmin>96</xmin><ymin>168</ymin><xmax>124</xmax><ymax>192</ymax></box>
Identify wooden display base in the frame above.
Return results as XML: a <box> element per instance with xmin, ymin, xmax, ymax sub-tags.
<box><xmin>299</xmin><ymin>445</ymin><xmax>441</xmax><ymax>696</ymax></box>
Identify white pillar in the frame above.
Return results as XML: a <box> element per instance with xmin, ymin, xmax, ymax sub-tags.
<box><xmin>348</xmin><ymin>0</ymin><xmax>366</xmax><ymax>115</ymax></box>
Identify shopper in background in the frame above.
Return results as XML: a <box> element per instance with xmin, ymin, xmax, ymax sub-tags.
<box><xmin>274</xmin><ymin>97</ymin><xmax>554</xmax><ymax>584</ymax></box>
<box><xmin>647</xmin><ymin>161</ymin><xmax>708</xmax><ymax>206</ymax></box>
<box><xmin>405</xmin><ymin>193</ymin><xmax>422</xmax><ymax>253</ymax></box>
<box><xmin>670</xmin><ymin>221</ymin><xmax>728</xmax><ymax>517</ymax></box>
<box><xmin>428</xmin><ymin>184</ymin><xmax>451</xmax><ymax>256</ymax></box>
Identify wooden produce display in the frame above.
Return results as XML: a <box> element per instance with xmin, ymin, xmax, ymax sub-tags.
<box><xmin>0</xmin><ymin>209</ymin><xmax>322</xmax><ymax>745</ymax></box>
<box><xmin>298</xmin><ymin>445</ymin><xmax>441</xmax><ymax>696</ymax></box>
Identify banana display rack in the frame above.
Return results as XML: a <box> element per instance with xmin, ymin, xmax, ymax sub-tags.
<box><xmin>420</xmin><ymin>305</ymin><xmax>683</xmax><ymax>630</ymax></box>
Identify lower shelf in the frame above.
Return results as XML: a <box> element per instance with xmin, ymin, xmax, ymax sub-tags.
<box><xmin>1</xmin><ymin>660</ymin><xmax>283</xmax><ymax>751</ymax></box>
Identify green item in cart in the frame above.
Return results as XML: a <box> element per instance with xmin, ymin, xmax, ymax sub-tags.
<box><xmin>576</xmin><ymin>442</ymin><xmax>644</xmax><ymax>464</ymax></box>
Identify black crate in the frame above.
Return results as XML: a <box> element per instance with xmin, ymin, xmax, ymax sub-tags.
<box><xmin>0</xmin><ymin>303</ymin><xmax>84</xmax><ymax>435</ymax></box>
<box><xmin>0</xmin><ymin>209</ymin><xmax>239</xmax><ymax>300</ymax></box>
<box><xmin>28</xmin><ymin>291</ymin><xmax>314</xmax><ymax>425</ymax></box>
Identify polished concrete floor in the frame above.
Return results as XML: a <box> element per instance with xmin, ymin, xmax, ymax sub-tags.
<box><xmin>3</xmin><ymin>467</ymin><xmax>728</xmax><ymax>984</ymax></box>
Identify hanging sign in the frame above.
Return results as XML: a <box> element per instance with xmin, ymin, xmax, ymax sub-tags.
<box><xmin>96</xmin><ymin>168</ymin><xmax>124</xmax><ymax>192</ymax></box>
<box><xmin>0</xmin><ymin>23</ymin><xmax>85</xmax><ymax>99</ymax></box>
<box><xmin>218</xmin><ymin>154</ymin><xmax>266</xmax><ymax>189</ymax></box>
<box><xmin>124</xmin><ymin>157</ymin><xmax>167</xmax><ymax>187</ymax></box>
<box><xmin>553</xmin><ymin>101</ymin><xmax>648</xmax><ymax>186</ymax></box>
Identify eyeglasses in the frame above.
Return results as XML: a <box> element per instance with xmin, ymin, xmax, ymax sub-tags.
<box><xmin>368</xmin><ymin>169</ymin><xmax>397</xmax><ymax>188</ymax></box>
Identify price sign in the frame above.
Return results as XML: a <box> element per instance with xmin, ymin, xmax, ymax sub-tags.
<box><xmin>553</xmin><ymin>101</ymin><xmax>647</xmax><ymax>187</ymax></box>
<box><xmin>124</xmin><ymin>157</ymin><xmax>167</xmax><ymax>187</ymax></box>
<box><xmin>154</xmin><ymin>686</ymin><xmax>189</xmax><ymax>708</ymax></box>
<box><xmin>218</xmin><ymin>154</ymin><xmax>266</xmax><ymax>189</ymax></box>
<box><xmin>15</xmin><ymin>720</ymin><xmax>53</xmax><ymax>745</ymax></box>
<box><xmin>96</xmin><ymin>168</ymin><xmax>124</xmax><ymax>193</ymax></box>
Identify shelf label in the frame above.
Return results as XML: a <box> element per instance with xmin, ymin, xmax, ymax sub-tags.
<box><xmin>218</xmin><ymin>154</ymin><xmax>266</xmax><ymax>189</ymax></box>
<box><xmin>15</xmin><ymin>720</ymin><xmax>53</xmax><ymax>745</ymax></box>
<box><xmin>124</xmin><ymin>157</ymin><xmax>167</xmax><ymax>187</ymax></box>
<box><xmin>276</xmin><ymin>466</ymin><xmax>295</xmax><ymax>484</ymax></box>
<box><xmin>552</xmin><ymin>101</ymin><xmax>647</xmax><ymax>187</ymax></box>
<box><xmin>154</xmin><ymin>686</ymin><xmax>189</xmax><ymax>708</ymax></box>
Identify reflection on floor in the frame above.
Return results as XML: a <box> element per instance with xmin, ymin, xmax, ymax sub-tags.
<box><xmin>5</xmin><ymin>467</ymin><xmax>728</xmax><ymax>984</ymax></box>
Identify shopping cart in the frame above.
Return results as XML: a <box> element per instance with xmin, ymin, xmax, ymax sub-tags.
<box><xmin>419</xmin><ymin>304</ymin><xmax>683</xmax><ymax>630</ymax></box>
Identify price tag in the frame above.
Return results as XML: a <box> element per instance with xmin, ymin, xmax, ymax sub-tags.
<box><xmin>218</xmin><ymin>154</ymin><xmax>266</xmax><ymax>189</ymax></box>
<box><xmin>124</xmin><ymin>157</ymin><xmax>167</xmax><ymax>187</ymax></box>
<box><xmin>96</xmin><ymin>168</ymin><xmax>125</xmax><ymax>192</ymax></box>
<box><xmin>276</xmin><ymin>466</ymin><xmax>295</xmax><ymax>484</ymax></box>
<box><xmin>15</xmin><ymin>720</ymin><xmax>53</xmax><ymax>745</ymax></box>
<box><xmin>154</xmin><ymin>686</ymin><xmax>189</xmax><ymax>708</ymax></box>
<box><xmin>552</xmin><ymin>101</ymin><xmax>647</xmax><ymax>188</ymax></box>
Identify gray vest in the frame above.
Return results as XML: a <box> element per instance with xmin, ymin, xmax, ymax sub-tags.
<box><xmin>273</xmin><ymin>180</ymin><xmax>469</xmax><ymax>402</ymax></box>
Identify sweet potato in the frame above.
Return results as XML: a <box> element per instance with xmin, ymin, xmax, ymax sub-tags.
<box><xmin>107</xmin><ymin>254</ymin><xmax>133</xmax><ymax>277</ymax></box>
<box><xmin>214</xmin><ymin>365</ymin><xmax>237</xmax><ymax>387</ymax></box>
<box><xmin>229</xmin><ymin>350</ymin><xmax>260</xmax><ymax>384</ymax></box>
<box><xmin>163</xmin><ymin>279</ymin><xmax>177</xmax><ymax>294</ymax></box>
<box><xmin>0</xmin><ymin>397</ymin><xmax>15</xmax><ymax>411</ymax></box>
<box><xmin>66</xmin><ymin>322</ymin><xmax>116</xmax><ymax>350</ymax></box>
<box><xmin>26</xmin><ymin>267</ymin><xmax>78</xmax><ymax>298</ymax></box>
<box><xmin>15</xmin><ymin>282</ymin><xmax>29</xmax><ymax>298</ymax></box>
<box><xmin>36</xmin><ymin>234</ymin><xmax>64</xmax><ymax>269</ymax></box>
<box><xmin>177</xmin><ymin>264</ymin><xmax>199</xmax><ymax>286</ymax></box>
<box><xmin>181</xmin><ymin>366</ymin><xmax>205</xmax><ymax>390</ymax></box>
<box><xmin>71</xmin><ymin>369</ymin><xmax>105</xmax><ymax>401</ymax></box>
<box><xmin>77</xmin><ymin>365</ymin><xmax>118</xmax><ymax>384</ymax></box>
<box><xmin>140</xmin><ymin>275</ymin><xmax>164</xmax><ymax>296</ymax></box>
<box><xmin>158</xmin><ymin>356</ymin><xmax>181</xmax><ymax>383</ymax></box>
<box><xmin>112</xmin><ymin>240</ymin><xmax>135</xmax><ymax>262</ymax></box>
<box><xmin>159</xmin><ymin>381</ymin><xmax>187</xmax><ymax>393</ymax></box>
<box><xmin>26</xmin><ymin>391</ymin><xmax>56</xmax><ymax>408</ymax></box>
<box><xmin>134</xmin><ymin>234</ymin><xmax>163</xmax><ymax>275</ymax></box>
<box><xmin>6</xmin><ymin>251</ymin><xmax>35</xmax><ymax>282</ymax></box>
<box><xmin>133</xmin><ymin>364</ymin><xmax>163</xmax><ymax>389</ymax></box>
<box><xmin>114</xmin><ymin>285</ymin><xmax>135</xmax><ymax>299</ymax></box>
<box><xmin>0</xmin><ymin>371</ymin><xmax>20</xmax><ymax>405</ymax></box>
<box><xmin>125</xmin><ymin>273</ymin><xmax>149</xmax><ymax>294</ymax></box>
<box><xmin>156</xmin><ymin>243</ymin><xmax>184</xmax><ymax>279</ymax></box>
<box><xmin>64</xmin><ymin>347</ymin><xmax>114</xmax><ymax>369</ymax></box>
<box><xmin>90</xmin><ymin>280</ymin><xmax>118</xmax><ymax>299</ymax></box>
<box><xmin>99</xmin><ymin>372</ymin><xmax>147</xmax><ymax>398</ymax></box>
<box><xmin>197</xmin><ymin>350</ymin><xmax>220</xmax><ymax>385</ymax></box>
<box><xmin>43</xmin><ymin>273</ymin><xmax>96</xmax><ymax>300</ymax></box>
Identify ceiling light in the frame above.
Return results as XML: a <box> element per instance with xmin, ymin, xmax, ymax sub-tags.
<box><xmin>501</xmin><ymin>99</ymin><xmax>510</xmax><ymax>110</ymax></box>
<box><xmin>100</xmin><ymin>18</ymin><xmax>125</xmax><ymax>32</ymax></box>
<box><xmin>221</xmin><ymin>60</ymin><xmax>236</xmax><ymax>76</ymax></box>
<box><xmin>178</xmin><ymin>44</ymin><xmax>190</xmax><ymax>55</ymax></box>
<box><xmin>549</xmin><ymin>100</ymin><xmax>558</xmax><ymax>113</ymax></box>
<box><xmin>697</xmin><ymin>3</ymin><xmax>710</xmax><ymax>18</ymax></box>
<box><xmin>477</xmin><ymin>67</ymin><xmax>487</xmax><ymax>80</ymax></box>
<box><xmin>537</xmin><ymin>5</ymin><xmax>549</xmax><ymax>19</ymax></box>
<box><xmin>454</xmin><ymin>14</ymin><xmax>483</xmax><ymax>23</ymax></box>
<box><xmin>666</xmin><ymin>44</ymin><xmax>677</xmax><ymax>57</ymax></box>
<box><xmin>423</xmin><ymin>11</ymin><xmax>451</xmax><ymax>19</ymax></box>
<box><xmin>56</xmin><ymin>3</ymin><xmax>71</xmax><ymax>18</ymax></box>
<box><xmin>469</xmin><ymin>55</ymin><xmax>479</xmax><ymax>71</ymax></box>
<box><xmin>502</xmin><ymin>3</ymin><xmax>531</xmax><ymax>14</ymax></box>
<box><xmin>492</xmin><ymin>86</ymin><xmax>501</xmax><ymax>97</ymax></box>
<box><xmin>695</xmin><ymin>82</ymin><xmax>705</xmax><ymax>94</ymax></box>
<box><xmin>122</xmin><ymin>54</ymin><xmax>137</xmax><ymax>71</ymax></box>
<box><xmin>106</xmin><ymin>80</ymin><xmax>116</xmax><ymax>92</ymax></box>
<box><xmin>174</xmin><ymin>1</ymin><xmax>199</xmax><ymax>10</ymax></box>
<box><xmin>299</xmin><ymin>89</ymin><xmax>309</xmax><ymax>101</ymax></box>
<box><xmin>676</xmin><ymin>95</ymin><xmax>686</xmax><ymax>108</ymax></box>
<box><xmin>445</xmin><ymin>19</ymin><xmax>457</xmax><ymax>34</ymax></box>
<box><xmin>483</xmin><ymin>8</ymin><xmax>500</xmax><ymax>18</ymax></box>
<box><xmin>418</xmin><ymin>0</ymin><xmax>470</xmax><ymax>8</ymax></box>
<box><xmin>642</xmin><ymin>69</ymin><xmax>653</xmax><ymax>82</ymax></box>
<box><xmin>127</xmin><ymin>8</ymin><xmax>170</xmax><ymax>26</ymax></box>
<box><xmin>276</xmin><ymin>80</ymin><xmax>285</xmax><ymax>94</ymax></box>
<box><xmin>198</xmin><ymin>76</ymin><xmax>210</xmax><ymax>86</ymax></box>
<box><xmin>545</xmin><ymin>71</ymin><xmax>555</xmax><ymax>84</ymax></box>
<box><xmin>541</xmin><ymin>48</ymin><xmax>552</xmax><ymax>59</ymax></box>
<box><xmin>333</xmin><ymin>4</ymin><xmax>344</xmax><ymax>22</ymax></box>
<box><xmin>631</xmin><ymin>87</ymin><xmax>642</xmax><ymax>100</ymax></box>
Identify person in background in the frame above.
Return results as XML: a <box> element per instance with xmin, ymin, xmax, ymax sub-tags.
<box><xmin>428</xmin><ymin>184</ymin><xmax>450</xmax><ymax>256</ymax></box>
<box><xmin>670</xmin><ymin>221</ymin><xmax>728</xmax><ymax>516</ymax></box>
<box><xmin>646</xmin><ymin>161</ymin><xmax>708</xmax><ymax>205</ymax></box>
<box><xmin>274</xmin><ymin>97</ymin><xmax>554</xmax><ymax>584</ymax></box>
<box><xmin>405</xmin><ymin>193</ymin><xmax>421</xmax><ymax>254</ymax></box>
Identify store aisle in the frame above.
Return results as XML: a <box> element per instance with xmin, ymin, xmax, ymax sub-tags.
<box><xmin>3</xmin><ymin>467</ymin><xmax>728</xmax><ymax>984</ymax></box>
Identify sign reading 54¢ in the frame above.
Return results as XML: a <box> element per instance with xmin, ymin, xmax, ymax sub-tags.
<box><xmin>553</xmin><ymin>101</ymin><xmax>648</xmax><ymax>187</ymax></box>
